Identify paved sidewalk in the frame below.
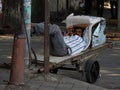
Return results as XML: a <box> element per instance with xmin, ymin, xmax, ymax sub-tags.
<box><xmin>0</xmin><ymin>72</ymin><xmax>109</xmax><ymax>90</ymax></box>
<box><xmin>0</xmin><ymin>35</ymin><xmax>110</xmax><ymax>90</ymax></box>
<box><xmin>0</xmin><ymin>4</ymin><xmax>119</xmax><ymax>90</ymax></box>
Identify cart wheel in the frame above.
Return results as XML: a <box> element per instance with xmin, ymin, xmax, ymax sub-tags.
<box><xmin>85</xmin><ymin>60</ymin><xmax>100</xmax><ymax>83</ymax></box>
<box><xmin>50</xmin><ymin>68</ymin><xmax>58</xmax><ymax>74</ymax></box>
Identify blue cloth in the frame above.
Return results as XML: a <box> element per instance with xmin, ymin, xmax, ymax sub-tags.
<box><xmin>33</xmin><ymin>22</ymin><xmax>70</xmax><ymax>56</ymax></box>
<box><xmin>64</xmin><ymin>35</ymin><xmax>86</xmax><ymax>55</ymax></box>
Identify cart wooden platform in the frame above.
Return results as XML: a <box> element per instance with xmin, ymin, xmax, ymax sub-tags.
<box><xmin>32</xmin><ymin>42</ymin><xmax>110</xmax><ymax>83</ymax></box>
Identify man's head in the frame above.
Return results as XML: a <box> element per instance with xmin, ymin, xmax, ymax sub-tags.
<box><xmin>75</xmin><ymin>28</ymin><xmax>82</xmax><ymax>36</ymax></box>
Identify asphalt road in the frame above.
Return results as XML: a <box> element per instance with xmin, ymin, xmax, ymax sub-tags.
<box><xmin>57</xmin><ymin>40</ymin><xmax>120</xmax><ymax>90</ymax></box>
<box><xmin>30</xmin><ymin>37</ymin><xmax>120</xmax><ymax>90</ymax></box>
<box><xmin>0</xmin><ymin>36</ymin><xmax>120</xmax><ymax>90</ymax></box>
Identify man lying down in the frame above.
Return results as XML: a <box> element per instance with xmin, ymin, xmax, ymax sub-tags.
<box><xmin>31</xmin><ymin>22</ymin><xmax>89</xmax><ymax>56</ymax></box>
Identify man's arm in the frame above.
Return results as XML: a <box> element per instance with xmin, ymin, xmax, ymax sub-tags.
<box><xmin>73</xmin><ymin>23</ymin><xmax>90</xmax><ymax>29</ymax></box>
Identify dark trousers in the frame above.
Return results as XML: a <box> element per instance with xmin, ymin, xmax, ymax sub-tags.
<box><xmin>85</xmin><ymin>0</ymin><xmax>93</xmax><ymax>15</ymax></box>
<box><xmin>110</xmin><ymin>1</ymin><xmax>118</xmax><ymax>19</ymax></box>
<box><xmin>96</xmin><ymin>0</ymin><xmax>104</xmax><ymax>17</ymax></box>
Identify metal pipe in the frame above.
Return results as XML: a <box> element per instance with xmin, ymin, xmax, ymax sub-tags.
<box><xmin>0</xmin><ymin>0</ymin><xmax>2</xmax><ymax>13</ymax></box>
<box><xmin>23</xmin><ymin>0</ymin><xmax>32</xmax><ymax>65</ymax></box>
<box><xmin>117</xmin><ymin>0</ymin><xmax>120</xmax><ymax>31</ymax></box>
<box><xmin>57</xmin><ymin>0</ymin><xmax>59</xmax><ymax>13</ymax></box>
<box><xmin>44</xmin><ymin>0</ymin><xmax>50</xmax><ymax>74</ymax></box>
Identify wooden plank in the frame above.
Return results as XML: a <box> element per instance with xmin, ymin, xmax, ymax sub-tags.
<box><xmin>32</xmin><ymin>43</ymin><xmax>109</xmax><ymax>66</ymax></box>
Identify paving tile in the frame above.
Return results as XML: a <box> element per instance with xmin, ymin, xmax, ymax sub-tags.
<box><xmin>38</xmin><ymin>86</ymin><xmax>56</xmax><ymax>90</ymax></box>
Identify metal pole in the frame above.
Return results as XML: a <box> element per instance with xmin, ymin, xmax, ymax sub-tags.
<box><xmin>117</xmin><ymin>0</ymin><xmax>120</xmax><ymax>31</ymax></box>
<box><xmin>66</xmin><ymin>0</ymin><xmax>69</xmax><ymax>10</ymax></box>
<box><xmin>23</xmin><ymin>0</ymin><xmax>31</xmax><ymax>65</ymax></box>
<box><xmin>0</xmin><ymin>0</ymin><xmax>2</xmax><ymax>13</ymax></box>
<box><xmin>44</xmin><ymin>0</ymin><xmax>50</xmax><ymax>74</ymax></box>
<box><xmin>57</xmin><ymin>0</ymin><xmax>59</xmax><ymax>13</ymax></box>
<box><xmin>0</xmin><ymin>0</ymin><xmax>2</xmax><ymax>25</ymax></box>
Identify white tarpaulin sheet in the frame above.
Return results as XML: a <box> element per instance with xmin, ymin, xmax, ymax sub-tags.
<box><xmin>65</xmin><ymin>13</ymin><xmax>106</xmax><ymax>49</ymax></box>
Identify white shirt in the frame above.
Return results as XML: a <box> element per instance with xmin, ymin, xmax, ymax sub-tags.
<box><xmin>64</xmin><ymin>35</ymin><xmax>86</xmax><ymax>55</ymax></box>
